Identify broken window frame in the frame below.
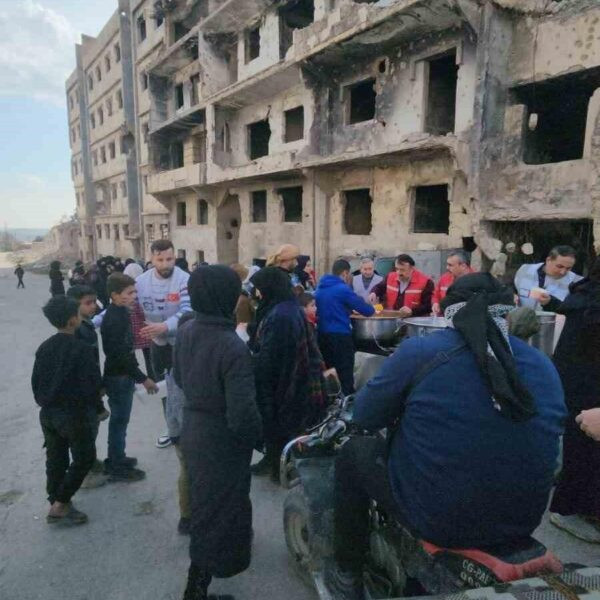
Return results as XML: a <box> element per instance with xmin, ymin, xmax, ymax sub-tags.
<box><xmin>284</xmin><ymin>106</ymin><xmax>304</xmax><ymax>143</ymax></box>
<box><xmin>247</xmin><ymin>119</ymin><xmax>271</xmax><ymax>160</ymax></box>
<box><xmin>176</xmin><ymin>201</ymin><xmax>187</xmax><ymax>227</ymax></box>
<box><xmin>424</xmin><ymin>49</ymin><xmax>458</xmax><ymax>136</ymax></box>
<box><xmin>197</xmin><ymin>199</ymin><xmax>209</xmax><ymax>225</ymax></box>
<box><xmin>345</xmin><ymin>78</ymin><xmax>377</xmax><ymax>125</ymax></box>
<box><xmin>412</xmin><ymin>184</ymin><xmax>450</xmax><ymax>234</ymax></box>
<box><xmin>343</xmin><ymin>188</ymin><xmax>373</xmax><ymax>235</ymax></box>
<box><xmin>251</xmin><ymin>190</ymin><xmax>268</xmax><ymax>223</ymax></box>
<box><xmin>245</xmin><ymin>25</ymin><xmax>261</xmax><ymax>64</ymax></box>
<box><xmin>278</xmin><ymin>0</ymin><xmax>315</xmax><ymax>59</ymax></box>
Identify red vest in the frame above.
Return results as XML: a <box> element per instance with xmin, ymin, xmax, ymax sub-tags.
<box><xmin>385</xmin><ymin>269</ymin><xmax>431</xmax><ymax>310</ymax></box>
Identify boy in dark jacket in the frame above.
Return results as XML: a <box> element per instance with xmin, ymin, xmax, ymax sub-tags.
<box><xmin>32</xmin><ymin>296</ymin><xmax>100</xmax><ymax>525</ymax></box>
<box><xmin>101</xmin><ymin>273</ymin><xmax>158</xmax><ymax>481</ymax></box>
<box><xmin>315</xmin><ymin>259</ymin><xmax>374</xmax><ymax>395</ymax></box>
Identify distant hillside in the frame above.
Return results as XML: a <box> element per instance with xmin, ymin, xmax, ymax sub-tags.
<box><xmin>5</xmin><ymin>228</ymin><xmax>49</xmax><ymax>242</ymax></box>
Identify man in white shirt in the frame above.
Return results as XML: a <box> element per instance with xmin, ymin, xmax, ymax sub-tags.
<box><xmin>352</xmin><ymin>257</ymin><xmax>383</xmax><ymax>302</ymax></box>
<box><xmin>514</xmin><ymin>245</ymin><xmax>582</xmax><ymax>312</ymax></box>
<box><xmin>137</xmin><ymin>239</ymin><xmax>191</xmax><ymax>448</ymax></box>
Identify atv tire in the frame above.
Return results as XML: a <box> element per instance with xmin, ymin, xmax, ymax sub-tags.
<box><xmin>283</xmin><ymin>486</ymin><xmax>314</xmax><ymax>588</ymax></box>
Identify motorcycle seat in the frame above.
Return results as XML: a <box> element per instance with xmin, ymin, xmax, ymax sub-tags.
<box><xmin>421</xmin><ymin>537</ymin><xmax>563</xmax><ymax>583</ymax></box>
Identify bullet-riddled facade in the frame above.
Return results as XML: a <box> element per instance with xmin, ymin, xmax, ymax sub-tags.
<box><xmin>67</xmin><ymin>0</ymin><xmax>600</xmax><ymax>273</ymax></box>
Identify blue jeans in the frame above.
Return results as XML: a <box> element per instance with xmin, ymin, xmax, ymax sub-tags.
<box><xmin>105</xmin><ymin>376</ymin><xmax>135</xmax><ymax>462</ymax></box>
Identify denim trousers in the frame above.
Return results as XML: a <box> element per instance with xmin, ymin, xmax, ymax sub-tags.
<box><xmin>105</xmin><ymin>375</ymin><xmax>135</xmax><ymax>462</ymax></box>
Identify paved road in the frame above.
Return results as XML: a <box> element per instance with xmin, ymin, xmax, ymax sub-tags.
<box><xmin>0</xmin><ymin>268</ymin><xmax>597</xmax><ymax>600</ymax></box>
<box><xmin>0</xmin><ymin>269</ymin><xmax>316</xmax><ymax>600</ymax></box>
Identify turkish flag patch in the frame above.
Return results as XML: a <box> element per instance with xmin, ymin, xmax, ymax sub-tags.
<box><xmin>166</xmin><ymin>293</ymin><xmax>180</xmax><ymax>302</ymax></box>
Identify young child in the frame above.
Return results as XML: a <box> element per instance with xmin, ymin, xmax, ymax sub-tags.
<box><xmin>101</xmin><ymin>273</ymin><xmax>158</xmax><ymax>482</ymax></box>
<box><xmin>299</xmin><ymin>292</ymin><xmax>317</xmax><ymax>328</ymax></box>
<box><xmin>32</xmin><ymin>296</ymin><xmax>101</xmax><ymax>525</ymax></box>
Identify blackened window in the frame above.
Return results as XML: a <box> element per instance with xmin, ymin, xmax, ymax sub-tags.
<box><xmin>284</xmin><ymin>106</ymin><xmax>304</xmax><ymax>142</ymax></box>
<box><xmin>425</xmin><ymin>51</ymin><xmax>458</xmax><ymax>136</ymax></box>
<box><xmin>197</xmin><ymin>200</ymin><xmax>209</xmax><ymax>225</ymax></box>
<box><xmin>175</xmin><ymin>84</ymin><xmax>184</xmax><ymax>109</ymax></box>
<box><xmin>413</xmin><ymin>185</ymin><xmax>449</xmax><ymax>234</ymax></box>
<box><xmin>344</xmin><ymin>189</ymin><xmax>372</xmax><ymax>235</ymax></box>
<box><xmin>248</xmin><ymin>120</ymin><xmax>271</xmax><ymax>159</ymax></box>
<box><xmin>245</xmin><ymin>25</ymin><xmax>261</xmax><ymax>63</ymax></box>
<box><xmin>347</xmin><ymin>79</ymin><xmax>376</xmax><ymax>124</ymax></box>
<box><xmin>251</xmin><ymin>190</ymin><xmax>267</xmax><ymax>223</ymax></box>
<box><xmin>177</xmin><ymin>202</ymin><xmax>187</xmax><ymax>226</ymax></box>
<box><xmin>280</xmin><ymin>186</ymin><xmax>303</xmax><ymax>222</ymax></box>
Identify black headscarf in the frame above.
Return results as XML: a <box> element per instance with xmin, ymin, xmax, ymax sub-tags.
<box><xmin>188</xmin><ymin>265</ymin><xmax>241</xmax><ymax>321</ymax></box>
<box><xmin>250</xmin><ymin>266</ymin><xmax>295</xmax><ymax>328</ymax></box>
<box><xmin>294</xmin><ymin>255</ymin><xmax>311</xmax><ymax>288</ymax></box>
<box><xmin>441</xmin><ymin>273</ymin><xmax>537</xmax><ymax>422</ymax></box>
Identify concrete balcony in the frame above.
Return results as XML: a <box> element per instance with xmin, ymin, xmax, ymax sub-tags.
<box><xmin>148</xmin><ymin>162</ymin><xmax>207</xmax><ymax>195</ymax></box>
<box><xmin>200</xmin><ymin>0</ymin><xmax>275</xmax><ymax>34</ymax></box>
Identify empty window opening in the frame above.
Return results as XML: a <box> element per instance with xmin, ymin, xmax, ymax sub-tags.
<box><xmin>248</xmin><ymin>120</ymin><xmax>271</xmax><ymax>160</ymax></box>
<box><xmin>177</xmin><ymin>249</ymin><xmax>187</xmax><ymax>259</ymax></box>
<box><xmin>88</xmin><ymin>75</ymin><xmax>94</xmax><ymax>91</ymax></box>
<box><xmin>378</xmin><ymin>59</ymin><xmax>388</xmax><ymax>74</ymax></box>
<box><xmin>96</xmin><ymin>66</ymin><xmax>102</xmax><ymax>82</ymax></box>
<box><xmin>192</xmin><ymin>131</ymin><xmax>207</xmax><ymax>163</ymax></box>
<box><xmin>425</xmin><ymin>50</ymin><xmax>458</xmax><ymax>136</ymax></box>
<box><xmin>344</xmin><ymin>189</ymin><xmax>372</xmax><ymax>235</ymax></box>
<box><xmin>121</xmin><ymin>181</ymin><xmax>128</xmax><ymax>197</ymax></box>
<box><xmin>146</xmin><ymin>224</ymin><xmax>155</xmax><ymax>242</ymax></box>
<box><xmin>196</xmin><ymin>250</ymin><xmax>205</xmax><ymax>264</ymax></box>
<box><xmin>109</xmin><ymin>141</ymin><xmax>116</xmax><ymax>159</ymax></box>
<box><xmin>105</xmin><ymin>224</ymin><xmax>111</xmax><ymax>239</ymax></box>
<box><xmin>284</xmin><ymin>106</ymin><xmax>304</xmax><ymax>142</ymax></box>
<box><xmin>245</xmin><ymin>25</ymin><xmax>261</xmax><ymax>63</ymax></box>
<box><xmin>280</xmin><ymin>186</ymin><xmax>303</xmax><ymax>222</ymax></box>
<box><xmin>90</xmin><ymin>113</ymin><xmax>96</xmax><ymax>129</ymax></box>
<box><xmin>155</xmin><ymin>14</ymin><xmax>164</xmax><ymax>28</ymax></box>
<box><xmin>175</xmin><ymin>84</ymin><xmax>184</xmax><ymax>109</ymax></box>
<box><xmin>107</xmin><ymin>97</ymin><xmax>113</xmax><ymax>116</ymax></box>
<box><xmin>114</xmin><ymin>224</ymin><xmax>120</xmax><ymax>240</ymax></box>
<box><xmin>117</xmin><ymin>89</ymin><xmax>123</xmax><ymax>109</ymax></box>
<box><xmin>92</xmin><ymin>150</ymin><xmax>98</xmax><ymax>166</ymax></box>
<box><xmin>111</xmin><ymin>183</ymin><xmax>118</xmax><ymax>200</ymax></box>
<box><xmin>252</xmin><ymin>190</ymin><xmax>267</xmax><ymax>223</ymax></box>
<box><xmin>197</xmin><ymin>199</ymin><xmax>209</xmax><ymax>225</ymax></box>
<box><xmin>514</xmin><ymin>71</ymin><xmax>596</xmax><ymax>165</ymax></box>
<box><xmin>172</xmin><ymin>141</ymin><xmax>184</xmax><ymax>168</ymax></box>
<box><xmin>174</xmin><ymin>22</ymin><xmax>190</xmax><ymax>42</ymax></box>
<box><xmin>98</xmin><ymin>107</ymin><xmax>104</xmax><ymax>125</ymax></box>
<box><xmin>123</xmin><ymin>224</ymin><xmax>130</xmax><ymax>237</ymax></box>
<box><xmin>97</xmin><ymin>225</ymin><xmax>102</xmax><ymax>239</ymax></box>
<box><xmin>177</xmin><ymin>202</ymin><xmax>187</xmax><ymax>226</ymax></box>
<box><xmin>100</xmin><ymin>146</ymin><xmax>107</xmax><ymax>163</ymax></box>
<box><xmin>279</xmin><ymin>0</ymin><xmax>314</xmax><ymax>59</ymax></box>
<box><xmin>141</xmin><ymin>73</ymin><xmax>149</xmax><ymax>91</ymax></box>
<box><xmin>413</xmin><ymin>185</ymin><xmax>449</xmax><ymax>234</ymax></box>
<box><xmin>138</xmin><ymin>16</ymin><xmax>147</xmax><ymax>42</ymax></box>
<box><xmin>218</xmin><ymin>123</ymin><xmax>231</xmax><ymax>153</ymax></box>
<box><xmin>143</xmin><ymin>175</ymin><xmax>148</xmax><ymax>193</ymax></box>
<box><xmin>190</xmin><ymin>74</ymin><xmax>200</xmax><ymax>105</ymax></box>
<box><xmin>347</xmin><ymin>79</ymin><xmax>377</xmax><ymax>124</ymax></box>
<box><xmin>142</xmin><ymin>123</ymin><xmax>149</xmax><ymax>143</ymax></box>
<box><xmin>115</xmin><ymin>43</ymin><xmax>121</xmax><ymax>62</ymax></box>
<box><xmin>105</xmin><ymin>55</ymin><xmax>111</xmax><ymax>72</ymax></box>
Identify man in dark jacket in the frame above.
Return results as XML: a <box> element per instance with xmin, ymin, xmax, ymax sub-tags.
<box><xmin>14</xmin><ymin>264</ymin><xmax>25</xmax><ymax>288</ymax></box>
<box><xmin>174</xmin><ymin>265</ymin><xmax>262</xmax><ymax>600</ymax></box>
<box><xmin>315</xmin><ymin>259</ymin><xmax>375</xmax><ymax>395</ymax></box>
<box><xmin>325</xmin><ymin>274</ymin><xmax>566</xmax><ymax>600</ymax></box>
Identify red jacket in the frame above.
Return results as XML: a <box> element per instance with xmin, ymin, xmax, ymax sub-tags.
<box><xmin>432</xmin><ymin>269</ymin><xmax>475</xmax><ymax>311</ymax></box>
<box><xmin>373</xmin><ymin>269</ymin><xmax>434</xmax><ymax>314</ymax></box>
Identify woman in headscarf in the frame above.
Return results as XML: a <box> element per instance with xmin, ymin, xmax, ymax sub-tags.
<box><xmin>49</xmin><ymin>261</ymin><xmax>65</xmax><ymax>296</ymax></box>
<box><xmin>549</xmin><ymin>257</ymin><xmax>600</xmax><ymax>542</ymax></box>
<box><xmin>249</xmin><ymin>267</ymin><xmax>327</xmax><ymax>482</ymax></box>
<box><xmin>174</xmin><ymin>265</ymin><xmax>262</xmax><ymax>600</ymax></box>
<box><xmin>293</xmin><ymin>255</ymin><xmax>316</xmax><ymax>292</ymax></box>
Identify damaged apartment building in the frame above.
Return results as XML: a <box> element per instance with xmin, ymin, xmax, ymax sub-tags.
<box><xmin>67</xmin><ymin>0</ymin><xmax>600</xmax><ymax>274</ymax></box>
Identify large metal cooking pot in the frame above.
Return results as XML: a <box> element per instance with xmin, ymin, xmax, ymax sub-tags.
<box><xmin>404</xmin><ymin>316</ymin><xmax>448</xmax><ymax>337</ymax></box>
<box><xmin>530</xmin><ymin>311</ymin><xmax>556</xmax><ymax>357</ymax></box>
<box><xmin>351</xmin><ymin>312</ymin><xmax>406</xmax><ymax>346</ymax></box>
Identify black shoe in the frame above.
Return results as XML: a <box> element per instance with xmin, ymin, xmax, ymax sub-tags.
<box><xmin>250</xmin><ymin>455</ymin><xmax>270</xmax><ymax>476</ymax></box>
<box><xmin>323</xmin><ymin>560</ymin><xmax>365</xmax><ymax>600</ymax></box>
<box><xmin>116</xmin><ymin>456</ymin><xmax>138</xmax><ymax>468</ymax></box>
<box><xmin>107</xmin><ymin>466</ymin><xmax>146</xmax><ymax>482</ymax></box>
<box><xmin>183</xmin><ymin>566</ymin><xmax>211</xmax><ymax>600</ymax></box>
<box><xmin>178</xmin><ymin>517</ymin><xmax>191</xmax><ymax>535</ymax></box>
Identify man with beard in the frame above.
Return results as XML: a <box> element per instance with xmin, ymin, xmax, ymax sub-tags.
<box><xmin>136</xmin><ymin>240</ymin><xmax>191</xmax><ymax>448</ymax></box>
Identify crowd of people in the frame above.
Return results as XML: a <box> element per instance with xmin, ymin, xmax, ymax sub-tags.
<box><xmin>29</xmin><ymin>239</ymin><xmax>600</xmax><ymax>599</ymax></box>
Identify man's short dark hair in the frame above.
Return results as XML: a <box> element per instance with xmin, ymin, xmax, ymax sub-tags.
<box><xmin>107</xmin><ymin>273</ymin><xmax>136</xmax><ymax>296</ymax></box>
<box><xmin>548</xmin><ymin>245</ymin><xmax>576</xmax><ymax>260</ymax></box>
<box><xmin>67</xmin><ymin>285</ymin><xmax>97</xmax><ymax>302</ymax></box>
<box><xmin>395</xmin><ymin>253</ymin><xmax>415</xmax><ymax>266</ymax></box>
<box><xmin>448</xmin><ymin>250</ymin><xmax>471</xmax><ymax>266</ymax></box>
<box><xmin>150</xmin><ymin>239</ymin><xmax>174</xmax><ymax>254</ymax></box>
<box><xmin>332</xmin><ymin>259</ymin><xmax>351</xmax><ymax>276</ymax></box>
<box><xmin>42</xmin><ymin>296</ymin><xmax>79</xmax><ymax>329</ymax></box>
<box><xmin>298</xmin><ymin>292</ymin><xmax>315</xmax><ymax>307</ymax></box>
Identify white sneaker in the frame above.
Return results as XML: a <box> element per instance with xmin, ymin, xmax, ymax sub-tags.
<box><xmin>549</xmin><ymin>512</ymin><xmax>600</xmax><ymax>543</ymax></box>
<box><xmin>155</xmin><ymin>434</ymin><xmax>172</xmax><ymax>449</ymax></box>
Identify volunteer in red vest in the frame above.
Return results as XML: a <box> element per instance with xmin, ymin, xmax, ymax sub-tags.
<box><xmin>369</xmin><ymin>254</ymin><xmax>433</xmax><ymax>317</ymax></box>
<box><xmin>432</xmin><ymin>250</ymin><xmax>473</xmax><ymax>315</ymax></box>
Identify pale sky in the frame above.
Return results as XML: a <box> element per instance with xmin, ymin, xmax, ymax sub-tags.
<box><xmin>0</xmin><ymin>1</ymin><xmax>117</xmax><ymax>228</ymax></box>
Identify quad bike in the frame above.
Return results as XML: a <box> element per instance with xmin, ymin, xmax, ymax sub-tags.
<box><xmin>280</xmin><ymin>395</ymin><xmax>565</xmax><ymax>600</ymax></box>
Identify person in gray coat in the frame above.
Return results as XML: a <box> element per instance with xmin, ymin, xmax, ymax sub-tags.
<box><xmin>352</xmin><ymin>257</ymin><xmax>383</xmax><ymax>302</ymax></box>
<box><xmin>174</xmin><ymin>265</ymin><xmax>262</xmax><ymax>600</ymax></box>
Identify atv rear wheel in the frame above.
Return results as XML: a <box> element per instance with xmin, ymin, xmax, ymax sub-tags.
<box><xmin>283</xmin><ymin>486</ymin><xmax>314</xmax><ymax>587</ymax></box>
